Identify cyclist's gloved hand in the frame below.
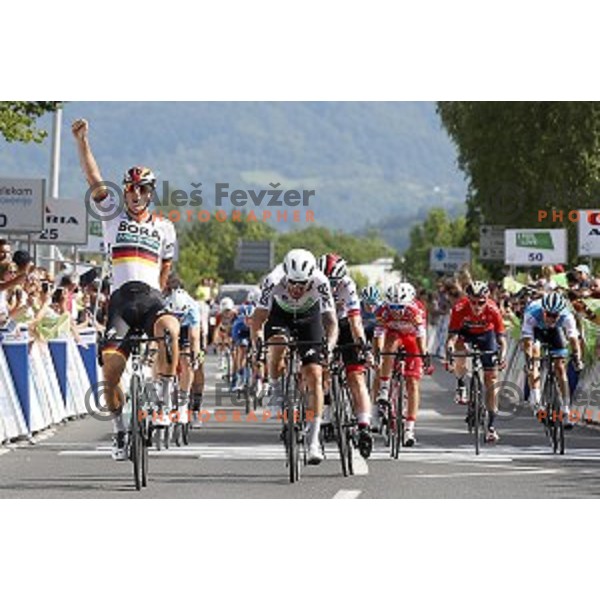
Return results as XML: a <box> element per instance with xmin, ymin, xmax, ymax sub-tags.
<box><xmin>573</xmin><ymin>356</ymin><xmax>584</xmax><ymax>372</ymax></box>
<box><xmin>497</xmin><ymin>355</ymin><xmax>507</xmax><ymax>371</ymax></box>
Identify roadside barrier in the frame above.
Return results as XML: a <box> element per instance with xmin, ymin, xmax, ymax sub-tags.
<box><xmin>0</xmin><ymin>326</ymin><xmax>101</xmax><ymax>444</ymax></box>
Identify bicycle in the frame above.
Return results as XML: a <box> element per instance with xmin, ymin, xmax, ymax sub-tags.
<box><xmin>528</xmin><ymin>346</ymin><xmax>569</xmax><ymax>455</ymax></box>
<box><xmin>448</xmin><ymin>347</ymin><xmax>497</xmax><ymax>456</ymax></box>
<box><xmin>378</xmin><ymin>349</ymin><xmax>429</xmax><ymax>459</ymax></box>
<box><xmin>260</xmin><ymin>331</ymin><xmax>325</xmax><ymax>483</ymax></box>
<box><xmin>98</xmin><ymin>328</ymin><xmax>173</xmax><ymax>491</ymax></box>
<box><xmin>329</xmin><ymin>345</ymin><xmax>362</xmax><ymax>476</ymax></box>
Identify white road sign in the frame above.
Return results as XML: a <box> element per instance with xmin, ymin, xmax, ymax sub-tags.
<box><xmin>32</xmin><ymin>198</ymin><xmax>88</xmax><ymax>245</ymax></box>
<box><xmin>577</xmin><ymin>209</ymin><xmax>600</xmax><ymax>257</ymax></box>
<box><xmin>0</xmin><ymin>178</ymin><xmax>45</xmax><ymax>233</ymax></box>
<box><xmin>429</xmin><ymin>247</ymin><xmax>471</xmax><ymax>273</ymax></box>
<box><xmin>479</xmin><ymin>225</ymin><xmax>505</xmax><ymax>261</ymax></box>
<box><xmin>505</xmin><ymin>229</ymin><xmax>567</xmax><ymax>265</ymax></box>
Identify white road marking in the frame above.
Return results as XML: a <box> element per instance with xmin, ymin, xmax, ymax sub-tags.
<box><xmin>405</xmin><ymin>468</ymin><xmax>560</xmax><ymax>479</ymax></box>
<box><xmin>0</xmin><ymin>448</ymin><xmax>9</xmax><ymax>457</ymax></box>
<box><xmin>333</xmin><ymin>489</ymin><xmax>362</xmax><ymax>499</ymax></box>
<box><xmin>56</xmin><ymin>441</ymin><xmax>600</xmax><ymax>464</ymax></box>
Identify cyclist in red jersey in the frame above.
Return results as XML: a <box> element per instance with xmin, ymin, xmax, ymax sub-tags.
<box><xmin>445</xmin><ymin>281</ymin><xmax>507</xmax><ymax>443</ymax></box>
<box><xmin>374</xmin><ymin>282</ymin><xmax>431</xmax><ymax>446</ymax></box>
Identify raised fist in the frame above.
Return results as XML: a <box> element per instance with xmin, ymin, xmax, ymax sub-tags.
<box><xmin>71</xmin><ymin>118</ymin><xmax>89</xmax><ymax>141</ymax></box>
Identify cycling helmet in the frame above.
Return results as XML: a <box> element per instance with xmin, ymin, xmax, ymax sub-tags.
<box><xmin>317</xmin><ymin>253</ymin><xmax>348</xmax><ymax>281</ymax></box>
<box><xmin>123</xmin><ymin>166</ymin><xmax>156</xmax><ymax>190</ymax></box>
<box><xmin>541</xmin><ymin>291</ymin><xmax>566</xmax><ymax>314</ymax></box>
<box><xmin>361</xmin><ymin>285</ymin><xmax>381</xmax><ymax>304</ymax></box>
<box><xmin>465</xmin><ymin>280</ymin><xmax>489</xmax><ymax>297</ymax></box>
<box><xmin>167</xmin><ymin>289</ymin><xmax>191</xmax><ymax>315</ymax></box>
<box><xmin>283</xmin><ymin>249</ymin><xmax>316</xmax><ymax>281</ymax></box>
<box><xmin>386</xmin><ymin>282</ymin><xmax>416</xmax><ymax>304</ymax></box>
<box><xmin>220</xmin><ymin>297</ymin><xmax>235</xmax><ymax>312</ymax></box>
<box><xmin>246</xmin><ymin>289</ymin><xmax>261</xmax><ymax>305</ymax></box>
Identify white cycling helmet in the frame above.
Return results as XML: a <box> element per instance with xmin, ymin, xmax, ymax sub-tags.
<box><xmin>246</xmin><ymin>289</ymin><xmax>261</xmax><ymax>304</ymax></box>
<box><xmin>466</xmin><ymin>280</ymin><xmax>489</xmax><ymax>297</ymax></box>
<box><xmin>386</xmin><ymin>282</ymin><xmax>416</xmax><ymax>304</ymax></box>
<box><xmin>283</xmin><ymin>248</ymin><xmax>316</xmax><ymax>281</ymax></box>
<box><xmin>167</xmin><ymin>288</ymin><xmax>191</xmax><ymax>314</ymax></box>
<box><xmin>220</xmin><ymin>297</ymin><xmax>235</xmax><ymax>311</ymax></box>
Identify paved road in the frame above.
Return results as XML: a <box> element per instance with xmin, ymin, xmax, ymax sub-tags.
<box><xmin>1</xmin><ymin>356</ymin><xmax>600</xmax><ymax>498</ymax></box>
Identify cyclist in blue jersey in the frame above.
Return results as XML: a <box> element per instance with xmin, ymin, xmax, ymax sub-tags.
<box><xmin>360</xmin><ymin>285</ymin><xmax>381</xmax><ymax>343</ymax></box>
<box><xmin>166</xmin><ymin>283</ymin><xmax>202</xmax><ymax>423</ymax></box>
<box><xmin>521</xmin><ymin>291</ymin><xmax>583</xmax><ymax>427</ymax></box>
<box><xmin>231</xmin><ymin>304</ymin><xmax>253</xmax><ymax>392</ymax></box>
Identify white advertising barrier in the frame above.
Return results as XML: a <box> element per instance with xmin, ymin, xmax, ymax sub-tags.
<box><xmin>32</xmin><ymin>343</ymin><xmax>67</xmax><ymax>425</ymax></box>
<box><xmin>505</xmin><ymin>229</ymin><xmax>567</xmax><ymax>266</ymax></box>
<box><xmin>0</xmin><ymin>345</ymin><xmax>27</xmax><ymax>443</ymax></box>
<box><xmin>577</xmin><ymin>209</ymin><xmax>600</xmax><ymax>257</ymax></box>
<box><xmin>66</xmin><ymin>338</ymin><xmax>93</xmax><ymax>417</ymax></box>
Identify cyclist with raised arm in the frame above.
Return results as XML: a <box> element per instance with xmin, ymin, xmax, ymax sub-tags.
<box><xmin>445</xmin><ymin>281</ymin><xmax>507</xmax><ymax>443</ymax></box>
<box><xmin>318</xmin><ymin>254</ymin><xmax>374</xmax><ymax>458</ymax></box>
<box><xmin>251</xmin><ymin>249</ymin><xmax>338</xmax><ymax>465</ymax></box>
<box><xmin>374</xmin><ymin>282</ymin><xmax>430</xmax><ymax>446</ymax></box>
<box><xmin>521</xmin><ymin>291</ymin><xmax>582</xmax><ymax>428</ymax></box>
<box><xmin>72</xmin><ymin>118</ymin><xmax>180</xmax><ymax>460</ymax></box>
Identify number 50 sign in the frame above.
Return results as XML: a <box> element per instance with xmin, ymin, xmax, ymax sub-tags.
<box><xmin>505</xmin><ymin>229</ymin><xmax>567</xmax><ymax>266</ymax></box>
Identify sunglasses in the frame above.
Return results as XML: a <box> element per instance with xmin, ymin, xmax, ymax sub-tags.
<box><xmin>544</xmin><ymin>312</ymin><xmax>560</xmax><ymax>320</ymax></box>
<box><xmin>388</xmin><ymin>303</ymin><xmax>406</xmax><ymax>311</ymax></box>
<box><xmin>469</xmin><ymin>297</ymin><xmax>486</xmax><ymax>306</ymax></box>
<box><xmin>288</xmin><ymin>279</ymin><xmax>308</xmax><ymax>289</ymax></box>
<box><xmin>124</xmin><ymin>183</ymin><xmax>154</xmax><ymax>195</ymax></box>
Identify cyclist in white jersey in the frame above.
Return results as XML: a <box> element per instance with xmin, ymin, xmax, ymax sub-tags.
<box><xmin>72</xmin><ymin>118</ymin><xmax>180</xmax><ymax>460</ymax></box>
<box><xmin>251</xmin><ymin>249</ymin><xmax>338</xmax><ymax>465</ymax></box>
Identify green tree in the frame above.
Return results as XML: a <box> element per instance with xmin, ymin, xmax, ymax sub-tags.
<box><xmin>0</xmin><ymin>101</ymin><xmax>62</xmax><ymax>143</ymax></box>
<box><xmin>275</xmin><ymin>225</ymin><xmax>397</xmax><ymax>264</ymax></box>
<box><xmin>437</xmin><ymin>101</ymin><xmax>600</xmax><ymax>261</ymax></box>
<box><xmin>403</xmin><ymin>208</ymin><xmax>472</xmax><ymax>284</ymax></box>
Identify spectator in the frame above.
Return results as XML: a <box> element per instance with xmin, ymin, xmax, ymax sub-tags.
<box><xmin>573</xmin><ymin>264</ymin><xmax>592</xmax><ymax>289</ymax></box>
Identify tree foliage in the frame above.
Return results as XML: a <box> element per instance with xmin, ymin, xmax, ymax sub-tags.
<box><xmin>173</xmin><ymin>218</ymin><xmax>397</xmax><ymax>289</ymax></box>
<box><xmin>0</xmin><ymin>101</ymin><xmax>61</xmax><ymax>143</ymax></box>
<box><xmin>403</xmin><ymin>208</ymin><xmax>469</xmax><ymax>284</ymax></box>
<box><xmin>437</xmin><ymin>101</ymin><xmax>600</xmax><ymax>259</ymax></box>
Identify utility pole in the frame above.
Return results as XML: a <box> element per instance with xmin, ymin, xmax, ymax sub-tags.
<box><xmin>47</xmin><ymin>104</ymin><xmax>62</xmax><ymax>277</ymax></box>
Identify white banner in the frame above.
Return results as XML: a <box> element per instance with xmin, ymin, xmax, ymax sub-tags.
<box><xmin>429</xmin><ymin>247</ymin><xmax>471</xmax><ymax>273</ymax></box>
<box><xmin>32</xmin><ymin>198</ymin><xmax>89</xmax><ymax>245</ymax></box>
<box><xmin>577</xmin><ymin>209</ymin><xmax>600</xmax><ymax>257</ymax></box>
<box><xmin>505</xmin><ymin>229</ymin><xmax>567</xmax><ymax>265</ymax></box>
<box><xmin>0</xmin><ymin>178</ymin><xmax>45</xmax><ymax>233</ymax></box>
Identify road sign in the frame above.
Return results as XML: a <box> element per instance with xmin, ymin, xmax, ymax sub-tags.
<box><xmin>505</xmin><ymin>229</ymin><xmax>567</xmax><ymax>265</ymax></box>
<box><xmin>578</xmin><ymin>209</ymin><xmax>600</xmax><ymax>257</ymax></box>
<box><xmin>429</xmin><ymin>247</ymin><xmax>471</xmax><ymax>273</ymax></box>
<box><xmin>0</xmin><ymin>178</ymin><xmax>45</xmax><ymax>233</ymax></box>
<box><xmin>32</xmin><ymin>198</ymin><xmax>88</xmax><ymax>245</ymax></box>
<box><xmin>234</xmin><ymin>240</ymin><xmax>274</xmax><ymax>272</ymax></box>
<box><xmin>479</xmin><ymin>225</ymin><xmax>505</xmax><ymax>261</ymax></box>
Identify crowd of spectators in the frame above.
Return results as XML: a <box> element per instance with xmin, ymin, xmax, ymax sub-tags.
<box><xmin>0</xmin><ymin>238</ymin><xmax>109</xmax><ymax>341</ymax></box>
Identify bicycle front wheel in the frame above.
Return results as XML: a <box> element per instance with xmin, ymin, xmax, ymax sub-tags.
<box><xmin>471</xmin><ymin>372</ymin><xmax>483</xmax><ymax>456</ymax></box>
<box><xmin>130</xmin><ymin>374</ymin><xmax>143</xmax><ymax>491</ymax></box>
<box><xmin>332</xmin><ymin>375</ymin><xmax>349</xmax><ymax>477</ymax></box>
